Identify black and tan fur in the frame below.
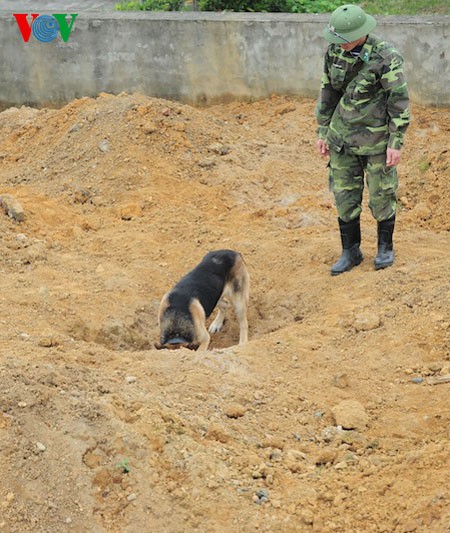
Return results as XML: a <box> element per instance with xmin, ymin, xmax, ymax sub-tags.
<box><xmin>155</xmin><ymin>250</ymin><xmax>249</xmax><ymax>351</ymax></box>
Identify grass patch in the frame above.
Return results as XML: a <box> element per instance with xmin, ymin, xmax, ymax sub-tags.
<box><xmin>359</xmin><ymin>0</ymin><xmax>450</xmax><ymax>15</ymax></box>
<box><xmin>116</xmin><ymin>0</ymin><xmax>450</xmax><ymax>12</ymax></box>
<box><xmin>418</xmin><ymin>158</ymin><xmax>431</xmax><ymax>173</ymax></box>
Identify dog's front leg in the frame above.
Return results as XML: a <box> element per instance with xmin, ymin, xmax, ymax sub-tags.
<box><xmin>209</xmin><ymin>297</ymin><xmax>229</xmax><ymax>334</ymax></box>
<box><xmin>190</xmin><ymin>299</ymin><xmax>211</xmax><ymax>351</ymax></box>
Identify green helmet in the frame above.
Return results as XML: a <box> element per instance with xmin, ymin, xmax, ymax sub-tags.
<box><xmin>323</xmin><ymin>4</ymin><xmax>377</xmax><ymax>44</ymax></box>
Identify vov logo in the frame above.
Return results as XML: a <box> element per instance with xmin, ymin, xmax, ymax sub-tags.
<box><xmin>14</xmin><ymin>14</ymin><xmax>78</xmax><ymax>43</ymax></box>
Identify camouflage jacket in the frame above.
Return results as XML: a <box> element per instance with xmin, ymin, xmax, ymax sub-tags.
<box><xmin>315</xmin><ymin>34</ymin><xmax>410</xmax><ymax>155</ymax></box>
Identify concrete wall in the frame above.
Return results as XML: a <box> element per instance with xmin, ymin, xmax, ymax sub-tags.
<box><xmin>0</xmin><ymin>11</ymin><xmax>449</xmax><ymax>108</ymax></box>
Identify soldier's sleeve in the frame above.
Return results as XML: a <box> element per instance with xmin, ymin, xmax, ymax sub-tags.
<box><xmin>381</xmin><ymin>53</ymin><xmax>410</xmax><ymax>150</ymax></box>
<box><xmin>315</xmin><ymin>51</ymin><xmax>342</xmax><ymax>140</ymax></box>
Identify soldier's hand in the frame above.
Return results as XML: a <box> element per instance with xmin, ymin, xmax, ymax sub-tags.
<box><xmin>317</xmin><ymin>139</ymin><xmax>330</xmax><ymax>157</ymax></box>
<box><xmin>386</xmin><ymin>147</ymin><xmax>401</xmax><ymax>167</ymax></box>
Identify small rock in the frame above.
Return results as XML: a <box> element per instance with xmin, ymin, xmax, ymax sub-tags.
<box><xmin>314</xmin><ymin>448</ymin><xmax>337</xmax><ymax>465</ymax></box>
<box><xmin>173</xmin><ymin>122</ymin><xmax>186</xmax><ymax>132</ymax></box>
<box><xmin>440</xmin><ymin>365</ymin><xmax>450</xmax><ymax>376</ymax></box>
<box><xmin>208</xmin><ymin>142</ymin><xmax>230</xmax><ymax>155</ymax></box>
<box><xmin>271</xmin><ymin>499</ymin><xmax>282</xmax><ymax>508</ymax></box>
<box><xmin>206</xmin><ymin>423</ymin><xmax>230</xmax><ymax>443</ymax></box>
<box><xmin>36</xmin><ymin>442</ymin><xmax>46</xmax><ymax>452</ymax></box>
<box><xmin>354</xmin><ymin>312</ymin><xmax>381</xmax><ymax>332</ymax></box>
<box><xmin>320</xmin><ymin>426</ymin><xmax>340</xmax><ymax>443</ymax></box>
<box><xmin>275</xmin><ymin>103</ymin><xmax>297</xmax><ymax>115</ymax></box>
<box><xmin>0</xmin><ymin>194</ymin><xmax>25</xmax><ymax>222</ymax></box>
<box><xmin>411</xmin><ymin>377</ymin><xmax>424</xmax><ymax>384</ymax></box>
<box><xmin>71</xmin><ymin>188</ymin><xmax>92</xmax><ymax>204</ymax></box>
<box><xmin>412</xmin><ymin>202</ymin><xmax>431</xmax><ymax>220</ymax></box>
<box><xmin>253</xmin><ymin>489</ymin><xmax>269</xmax><ymax>505</ymax></box>
<box><xmin>254</xmin><ymin>140</ymin><xmax>268</xmax><ymax>148</ymax></box>
<box><xmin>332</xmin><ymin>372</ymin><xmax>349</xmax><ymax>389</ymax></box>
<box><xmin>126</xmin><ymin>376</ymin><xmax>137</xmax><ymax>384</ymax></box>
<box><xmin>118</xmin><ymin>203</ymin><xmax>143</xmax><ymax>220</ymax></box>
<box><xmin>399</xmin><ymin>196</ymin><xmax>410</xmax><ymax>208</ymax></box>
<box><xmin>198</xmin><ymin>156</ymin><xmax>216</xmax><ymax>168</ymax></box>
<box><xmin>98</xmin><ymin>139</ymin><xmax>110</xmax><ymax>153</ymax></box>
<box><xmin>269</xmin><ymin>449</ymin><xmax>283</xmax><ymax>462</ymax></box>
<box><xmin>402</xmin><ymin>519</ymin><xmax>418</xmax><ymax>532</ymax></box>
<box><xmin>142</xmin><ymin>121</ymin><xmax>158</xmax><ymax>134</ymax></box>
<box><xmin>284</xmin><ymin>449</ymin><xmax>307</xmax><ymax>473</ymax></box>
<box><xmin>85</xmin><ymin>111</ymin><xmax>97</xmax><ymax>123</ymax></box>
<box><xmin>83</xmin><ymin>451</ymin><xmax>104</xmax><ymax>469</ymax></box>
<box><xmin>224</xmin><ymin>403</ymin><xmax>246</xmax><ymax>418</ymax></box>
<box><xmin>15</xmin><ymin>233</ymin><xmax>29</xmax><ymax>245</ymax></box>
<box><xmin>127</xmin><ymin>493</ymin><xmax>137</xmax><ymax>501</ymax></box>
<box><xmin>338</xmin><ymin>430</ymin><xmax>367</xmax><ymax>449</ymax></box>
<box><xmin>39</xmin><ymin>286</ymin><xmax>49</xmax><ymax>301</ymax></box>
<box><xmin>262</xmin><ymin>436</ymin><xmax>285</xmax><ymax>450</ymax></box>
<box><xmin>299</xmin><ymin>509</ymin><xmax>314</xmax><ymax>525</ymax></box>
<box><xmin>252</xmin><ymin>464</ymin><xmax>270</xmax><ymax>479</ymax></box>
<box><xmin>38</xmin><ymin>336</ymin><xmax>59</xmax><ymax>348</ymax></box>
<box><xmin>428</xmin><ymin>362</ymin><xmax>442</xmax><ymax>373</ymax></box>
<box><xmin>24</xmin><ymin>241</ymin><xmax>47</xmax><ymax>263</ymax></box>
<box><xmin>1</xmin><ymin>493</ymin><xmax>15</xmax><ymax>509</ymax></box>
<box><xmin>331</xmin><ymin>400</ymin><xmax>368</xmax><ymax>430</ymax></box>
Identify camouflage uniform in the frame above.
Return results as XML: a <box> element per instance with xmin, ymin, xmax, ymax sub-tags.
<box><xmin>315</xmin><ymin>34</ymin><xmax>410</xmax><ymax>222</ymax></box>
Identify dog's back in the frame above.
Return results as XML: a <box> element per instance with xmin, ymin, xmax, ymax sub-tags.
<box><xmin>170</xmin><ymin>250</ymin><xmax>238</xmax><ymax>318</ymax></box>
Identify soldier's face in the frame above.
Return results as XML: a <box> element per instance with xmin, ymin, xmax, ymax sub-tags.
<box><xmin>340</xmin><ymin>36</ymin><xmax>367</xmax><ymax>51</ymax></box>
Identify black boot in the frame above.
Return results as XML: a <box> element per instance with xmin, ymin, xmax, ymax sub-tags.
<box><xmin>330</xmin><ymin>217</ymin><xmax>364</xmax><ymax>276</ymax></box>
<box><xmin>374</xmin><ymin>216</ymin><xmax>395</xmax><ymax>270</ymax></box>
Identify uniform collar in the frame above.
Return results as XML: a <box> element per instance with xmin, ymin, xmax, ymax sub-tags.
<box><xmin>359</xmin><ymin>35</ymin><xmax>374</xmax><ymax>62</ymax></box>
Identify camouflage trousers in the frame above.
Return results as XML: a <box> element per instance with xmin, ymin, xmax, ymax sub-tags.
<box><xmin>328</xmin><ymin>149</ymin><xmax>398</xmax><ymax>223</ymax></box>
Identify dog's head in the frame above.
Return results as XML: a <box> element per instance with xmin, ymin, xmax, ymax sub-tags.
<box><xmin>154</xmin><ymin>337</ymin><xmax>199</xmax><ymax>351</ymax></box>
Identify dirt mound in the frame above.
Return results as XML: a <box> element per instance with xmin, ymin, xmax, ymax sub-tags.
<box><xmin>0</xmin><ymin>93</ymin><xmax>449</xmax><ymax>532</ymax></box>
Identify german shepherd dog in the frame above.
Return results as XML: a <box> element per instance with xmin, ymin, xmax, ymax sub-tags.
<box><xmin>155</xmin><ymin>250</ymin><xmax>249</xmax><ymax>351</ymax></box>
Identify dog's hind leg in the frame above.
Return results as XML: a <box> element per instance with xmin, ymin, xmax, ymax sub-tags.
<box><xmin>208</xmin><ymin>297</ymin><xmax>230</xmax><ymax>334</ymax></box>
<box><xmin>157</xmin><ymin>292</ymin><xmax>170</xmax><ymax>327</ymax></box>
<box><xmin>229</xmin><ymin>253</ymin><xmax>250</xmax><ymax>345</ymax></box>
<box><xmin>190</xmin><ymin>298</ymin><xmax>210</xmax><ymax>351</ymax></box>
<box><xmin>232</xmin><ymin>292</ymin><xmax>249</xmax><ymax>345</ymax></box>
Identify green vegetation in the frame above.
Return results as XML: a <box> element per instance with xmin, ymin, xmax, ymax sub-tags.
<box><xmin>359</xmin><ymin>0</ymin><xmax>450</xmax><ymax>15</ymax></box>
<box><xmin>198</xmin><ymin>0</ymin><xmax>344</xmax><ymax>12</ymax></box>
<box><xmin>116</xmin><ymin>0</ymin><xmax>184</xmax><ymax>10</ymax></box>
<box><xmin>115</xmin><ymin>0</ymin><xmax>450</xmax><ymax>13</ymax></box>
<box><xmin>115</xmin><ymin>458</ymin><xmax>131</xmax><ymax>473</ymax></box>
<box><xmin>115</xmin><ymin>0</ymin><xmax>346</xmax><ymax>10</ymax></box>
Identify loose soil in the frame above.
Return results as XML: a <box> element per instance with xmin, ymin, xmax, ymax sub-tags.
<box><xmin>0</xmin><ymin>93</ymin><xmax>449</xmax><ymax>533</ymax></box>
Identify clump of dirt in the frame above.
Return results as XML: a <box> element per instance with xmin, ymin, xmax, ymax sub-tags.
<box><xmin>0</xmin><ymin>93</ymin><xmax>449</xmax><ymax>532</ymax></box>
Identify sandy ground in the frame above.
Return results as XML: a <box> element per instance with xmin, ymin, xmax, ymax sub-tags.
<box><xmin>0</xmin><ymin>93</ymin><xmax>449</xmax><ymax>533</ymax></box>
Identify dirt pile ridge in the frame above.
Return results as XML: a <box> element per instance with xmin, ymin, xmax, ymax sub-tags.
<box><xmin>0</xmin><ymin>92</ymin><xmax>449</xmax><ymax>532</ymax></box>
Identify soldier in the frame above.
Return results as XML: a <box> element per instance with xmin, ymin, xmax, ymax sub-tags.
<box><xmin>315</xmin><ymin>4</ymin><xmax>410</xmax><ymax>275</ymax></box>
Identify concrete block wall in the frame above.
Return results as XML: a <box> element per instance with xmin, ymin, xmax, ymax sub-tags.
<box><xmin>0</xmin><ymin>11</ymin><xmax>449</xmax><ymax>108</ymax></box>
